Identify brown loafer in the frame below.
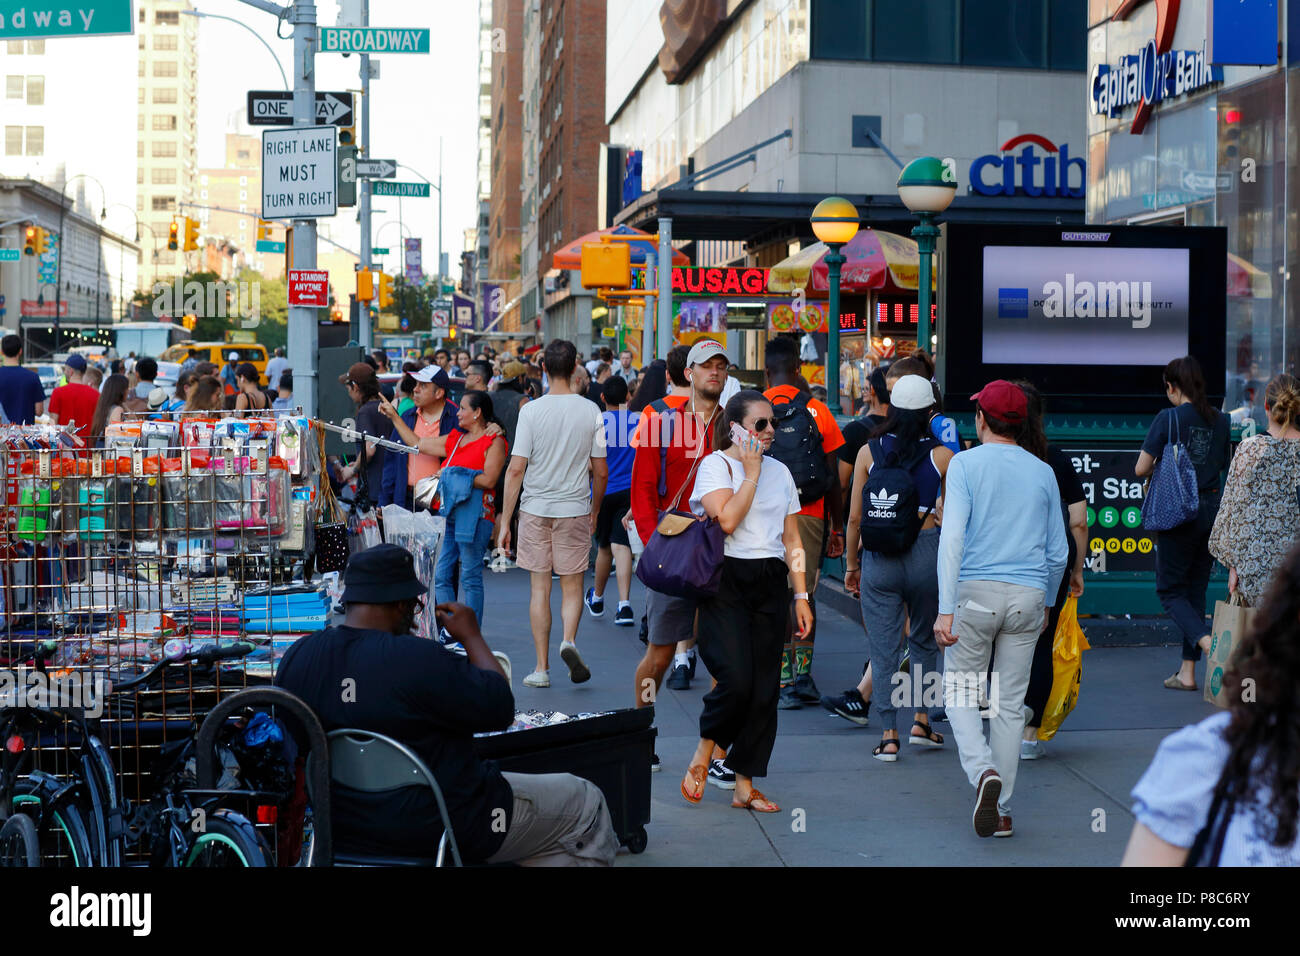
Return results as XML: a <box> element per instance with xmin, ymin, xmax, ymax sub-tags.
<box><xmin>973</xmin><ymin>769</ymin><xmax>1002</xmax><ymax>838</ymax></box>
<box><xmin>994</xmin><ymin>815</ymin><xmax>1013</xmax><ymax>838</ymax></box>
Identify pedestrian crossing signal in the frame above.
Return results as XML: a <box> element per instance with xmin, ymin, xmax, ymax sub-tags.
<box><xmin>168</xmin><ymin>221</ymin><xmax>179</xmax><ymax>251</ymax></box>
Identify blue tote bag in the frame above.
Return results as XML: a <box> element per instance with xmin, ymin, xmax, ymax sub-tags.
<box><xmin>1141</xmin><ymin>413</ymin><xmax>1199</xmax><ymax>532</ymax></box>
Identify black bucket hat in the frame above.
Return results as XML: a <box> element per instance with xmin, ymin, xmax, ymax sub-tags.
<box><xmin>342</xmin><ymin>544</ymin><xmax>426</xmax><ymax>604</ymax></box>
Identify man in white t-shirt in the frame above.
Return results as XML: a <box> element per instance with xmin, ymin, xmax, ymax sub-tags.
<box><xmin>500</xmin><ymin>339</ymin><xmax>608</xmax><ymax>688</ymax></box>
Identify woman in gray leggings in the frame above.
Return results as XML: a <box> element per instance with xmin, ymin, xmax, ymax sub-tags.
<box><xmin>844</xmin><ymin>375</ymin><xmax>955</xmax><ymax>761</ymax></box>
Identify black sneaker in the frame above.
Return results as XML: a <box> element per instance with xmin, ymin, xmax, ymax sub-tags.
<box><xmin>584</xmin><ymin>587</ymin><xmax>604</xmax><ymax>617</ymax></box>
<box><xmin>778</xmin><ymin>685</ymin><xmax>802</xmax><ymax>710</ymax></box>
<box><xmin>614</xmin><ymin>605</ymin><xmax>635</xmax><ymax>626</ymax></box>
<box><xmin>820</xmin><ymin>689</ymin><xmax>870</xmax><ymax>726</ymax></box>
<box><xmin>791</xmin><ymin>674</ymin><xmax>821</xmax><ymax>702</ymax></box>
<box><xmin>687</xmin><ymin>650</ymin><xmax>697</xmax><ymax>679</ymax></box>
<box><xmin>706</xmin><ymin>758</ymin><xmax>736</xmax><ymax>790</ymax></box>
<box><xmin>666</xmin><ymin>663</ymin><xmax>690</xmax><ymax>690</ymax></box>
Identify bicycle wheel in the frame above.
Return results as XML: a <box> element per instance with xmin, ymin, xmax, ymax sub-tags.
<box><xmin>10</xmin><ymin>782</ymin><xmax>95</xmax><ymax>867</ymax></box>
<box><xmin>182</xmin><ymin>810</ymin><xmax>271</xmax><ymax>867</ymax></box>
<box><xmin>0</xmin><ymin>813</ymin><xmax>41</xmax><ymax>867</ymax></box>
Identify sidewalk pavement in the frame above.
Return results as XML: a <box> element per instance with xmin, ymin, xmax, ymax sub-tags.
<box><xmin>475</xmin><ymin>565</ymin><xmax>1220</xmax><ymax>867</ymax></box>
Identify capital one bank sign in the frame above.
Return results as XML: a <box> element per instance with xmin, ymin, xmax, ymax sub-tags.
<box><xmin>1088</xmin><ymin>0</ymin><xmax>1223</xmax><ymax>134</ymax></box>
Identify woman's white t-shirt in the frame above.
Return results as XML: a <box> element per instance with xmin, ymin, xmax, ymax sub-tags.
<box><xmin>689</xmin><ymin>451</ymin><xmax>801</xmax><ymax>560</ymax></box>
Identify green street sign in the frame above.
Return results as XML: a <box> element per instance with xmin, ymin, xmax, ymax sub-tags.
<box><xmin>372</xmin><ymin>181</ymin><xmax>430</xmax><ymax>198</ymax></box>
<box><xmin>371</xmin><ymin>247</ymin><xmax>390</xmax><ymax>255</ymax></box>
<box><xmin>0</xmin><ymin>249</ymin><xmax>19</xmax><ymax>262</ymax></box>
<box><xmin>320</xmin><ymin>27</ymin><xmax>430</xmax><ymax>54</ymax></box>
<box><xmin>0</xmin><ymin>1</ymin><xmax>133</xmax><ymax>39</ymax></box>
<box><xmin>256</xmin><ymin>239</ymin><xmax>286</xmax><ymax>254</ymax></box>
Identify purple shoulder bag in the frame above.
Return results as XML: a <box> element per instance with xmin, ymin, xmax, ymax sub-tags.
<box><xmin>634</xmin><ymin>408</ymin><xmax>726</xmax><ymax>599</ymax></box>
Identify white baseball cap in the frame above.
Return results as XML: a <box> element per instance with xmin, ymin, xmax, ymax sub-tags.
<box><xmin>686</xmin><ymin>339</ymin><xmax>727</xmax><ymax>367</ymax></box>
<box><xmin>889</xmin><ymin>374</ymin><xmax>936</xmax><ymax>410</ymax></box>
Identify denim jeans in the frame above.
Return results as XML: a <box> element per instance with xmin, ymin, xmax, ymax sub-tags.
<box><xmin>435</xmin><ymin>512</ymin><xmax>493</xmax><ymax>625</ymax></box>
<box><xmin>1154</xmin><ymin>492</ymin><xmax>1220</xmax><ymax>662</ymax></box>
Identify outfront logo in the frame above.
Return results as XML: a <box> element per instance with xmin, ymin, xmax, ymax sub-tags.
<box><xmin>969</xmin><ymin>134</ymin><xmax>1084</xmax><ymax>199</ymax></box>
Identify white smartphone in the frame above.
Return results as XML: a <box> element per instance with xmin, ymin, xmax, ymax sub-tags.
<box><xmin>729</xmin><ymin>422</ymin><xmax>750</xmax><ymax>446</ymax></box>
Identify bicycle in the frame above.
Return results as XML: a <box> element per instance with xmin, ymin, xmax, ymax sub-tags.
<box><xmin>0</xmin><ymin>640</ymin><xmax>282</xmax><ymax>867</ymax></box>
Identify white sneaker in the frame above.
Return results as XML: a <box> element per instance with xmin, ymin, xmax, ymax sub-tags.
<box><xmin>523</xmin><ymin>670</ymin><xmax>550</xmax><ymax>688</ymax></box>
<box><xmin>1020</xmin><ymin>739</ymin><xmax>1045</xmax><ymax>761</ymax></box>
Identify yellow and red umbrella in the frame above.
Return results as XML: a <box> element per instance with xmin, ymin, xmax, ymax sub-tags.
<box><xmin>551</xmin><ymin>223</ymin><xmax>689</xmax><ymax>270</ymax></box>
<box><xmin>767</xmin><ymin>229</ymin><xmax>932</xmax><ymax>294</ymax></box>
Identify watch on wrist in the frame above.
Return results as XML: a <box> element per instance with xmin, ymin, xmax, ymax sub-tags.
<box><xmin>793</xmin><ymin>591</ymin><xmax>809</xmax><ymax>601</ymax></box>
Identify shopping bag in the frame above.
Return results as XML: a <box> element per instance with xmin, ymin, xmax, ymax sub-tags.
<box><xmin>1204</xmin><ymin>593</ymin><xmax>1255</xmax><ymax>709</ymax></box>
<box><xmin>1038</xmin><ymin>596</ymin><xmax>1091</xmax><ymax>741</ymax></box>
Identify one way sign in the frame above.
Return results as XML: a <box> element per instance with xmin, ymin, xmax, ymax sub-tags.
<box><xmin>247</xmin><ymin>90</ymin><xmax>354</xmax><ymax>128</ymax></box>
<box><xmin>356</xmin><ymin>159</ymin><xmax>397</xmax><ymax>178</ymax></box>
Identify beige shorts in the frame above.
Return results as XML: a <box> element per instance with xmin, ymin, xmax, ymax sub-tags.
<box><xmin>517</xmin><ymin>512</ymin><xmax>591</xmax><ymax>576</ymax></box>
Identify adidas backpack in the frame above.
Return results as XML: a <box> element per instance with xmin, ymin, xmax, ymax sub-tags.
<box><xmin>769</xmin><ymin>393</ymin><xmax>832</xmax><ymax>505</ymax></box>
<box><xmin>858</xmin><ymin>437</ymin><xmax>936</xmax><ymax>555</ymax></box>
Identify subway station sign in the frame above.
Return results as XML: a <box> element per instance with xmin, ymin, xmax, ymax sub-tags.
<box><xmin>1062</xmin><ymin>448</ymin><xmax>1155</xmax><ymax>574</ymax></box>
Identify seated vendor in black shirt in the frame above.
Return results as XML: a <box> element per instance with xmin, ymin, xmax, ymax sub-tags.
<box><xmin>276</xmin><ymin>543</ymin><xmax>617</xmax><ymax>866</ymax></box>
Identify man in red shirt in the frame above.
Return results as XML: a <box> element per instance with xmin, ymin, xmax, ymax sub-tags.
<box><xmin>629</xmin><ymin>341</ymin><xmax>726</xmax><ymax>771</ymax></box>
<box><xmin>48</xmin><ymin>354</ymin><xmax>100</xmax><ymax>443</ymax></box>
<box><xmin>762</xmin><ymin>337</ymin><xmax>845</xmax><ymax>710</ymax></box>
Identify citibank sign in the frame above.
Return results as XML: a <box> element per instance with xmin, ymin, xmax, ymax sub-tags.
<box><xmin>969</xmin><ymin>135</ymin><xmax>1085</xmax><ymax>199</ymax></box>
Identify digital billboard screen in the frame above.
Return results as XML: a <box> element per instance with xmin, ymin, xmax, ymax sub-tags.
<box><xmin>940</xmin><ymin>223</ymin><xmax>1226</xmax><ymax>414</ymax></box>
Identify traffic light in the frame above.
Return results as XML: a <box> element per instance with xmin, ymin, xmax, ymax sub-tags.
<box><xmin>338</xmin><ymin>124</ymin><xmax>355</xmax><ymax>147</ymax></box>
<box><xmin>356</xmin><ymin>268</ymin><xmax>374</xmax><ymax>301</ymax></box>
<box><xmin>23</xmin><ymin>226</ymin><xmax>37</xmax><ymax>255</ymax></box>
<box><xmin>182</xmin><ymin>313</ymin><xmax>197</xmax><ymax>330</ymax></box>
<box><xmin>448</xmin><ymin>325</ymin><xmax>457</xmax><ymax>341</ymax></box>
<box><xmin>168</xmin><ymin>221</ymin><xmax>179</xmax><ymax>251</ymax></box>
<box><xmin>33</xmin><ymin>228</ymin><xmax>48</xmax><ymax>255</ymax></box>
<box><xmin>377</xmin><ymin>272</ymin><xmax>394</xmax><ymax>310</ymax></box>
<box><xmin>257</xmin><ymin>219</ymin><xmax>271</xmax><ymax>241</ymax></box>
<box><xmin>183</xmin><ymin>217</ymin><xmax>200</xmax><ymax>252</ymax></box>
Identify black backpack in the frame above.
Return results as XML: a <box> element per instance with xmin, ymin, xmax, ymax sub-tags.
<box><xmin>859</xmin><ymin>437</ymin><xmax>936</xmax><ymax>555</ymax></box>
<box><xmin>769</xmin><ymin>393</ymin><xmax>832</xmax><ymax>505</ymax></box>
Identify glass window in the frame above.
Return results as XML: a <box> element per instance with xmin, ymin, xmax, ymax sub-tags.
<box><xmin>152</xmin><ymin>168</ymin><xmax>177</xmax><ymax>184</ymax></box>
<box><xmin>152</xmin><ymin>141</ymin><xmax>177</xmax><ymax>157</ymax></box>
<box><xmin>1049</xmin><ymin>0</ymin><xmax>1086</xmax><ymax>70</ymax></box>
<box><xmin>138</xmin><ymin>141</ymin><xmax>144</xmax><ymax>157</ymax></box>
<box><xmin>24</xmin><ymin>126</ymin><xmax>41</xmax><ymax>156</ymax></box>
<box><xmin>1153</xmin><ymin>101</ymin><xmax>1216</xmax><ymax>211</ymax></box>
<box><xmin>27</xmin><ymin>40</ymin><xmax>43</xmax><ymax>54</ymax></box>
<box><xmin>5</xmin><ymin>76</ymin><xmax>21</xmax><ymax>99</ymax></box>
<box><xmin>812</xmin><ymin>0</ymin><xmax>869</xmax><ymax>58</ymax></box>
<box><xmin>155</xmin><ymin>35</ymin><xmax>178</xmax><ymax>51</ymax></box>
<box><xmin>25</xmin><ymin>75</ymin><xmax>42</xmax><ymax>105</ymax></box>
<box><xmin>962</xmin><ymin>0</ymin><xmax>1045</xmax><ymax>68</ymax></box>
<box><xmin>154</xmin><ymin>88</ymin><xmax>177</xmax><ymax>103</ymax></box>
<box><xmin>138</xmin><ymin>87</ymin><xmax>145</xmax><ymax>104</ymax></box>
<box><xmin>154</xmin><ymin>61</ymin><xmax>178</xmax><ymax>77</ymax></box>
<box><xmin>156</xmin><ymin>10</ymin><xmax>179</xmax><ymax>25</ymax></box>
<box><xmin>4</xmin><ymin>126</ymin><xmax>21</xmax><ymax>155</ymax></box>
<box><xmin>152</xmin><ymin>114</ymin><xmax>177</xmax><ymax>131</ymax></box>
<box><xmin>1103</xmin><ymin>126</ymin><xmax>1155</xmax><ymax>220</ymax></box>
<box><xmin>874</xmin><ymin>0</ymin><xmax>956</xmax><ymax>64</ymax></box>
<box><xmin>1086</xmin><ymin>131</ymin><xmax>1106</xmax><ymax>222</ymax></box>
<box><xmin>6</xmin><ymin>41</ymin><xmax>23</xmax><ymax>55</ymax></box>
<box><xmin>152</xmin><ymin>196</ymin><xmax>174</xmax><ymax>211</ymax></box>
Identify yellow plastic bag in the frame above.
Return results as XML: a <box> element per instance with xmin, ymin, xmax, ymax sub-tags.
<box><xmin>1037</xmin><ymin>596</ymin><xmax>1090</xmax><ymax>741</ymax></box>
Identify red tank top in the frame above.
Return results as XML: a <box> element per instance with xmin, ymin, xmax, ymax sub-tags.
<box><xmin>443</xmin><ymin>429</ymin><xmax>501</xmax><ymax>522</ymax></box>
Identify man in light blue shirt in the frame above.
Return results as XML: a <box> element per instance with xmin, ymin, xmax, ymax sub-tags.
<box><xmin>935</xmin><ymin>380</ymin><xmax>1067</xmax><ymax>841</ymax></box>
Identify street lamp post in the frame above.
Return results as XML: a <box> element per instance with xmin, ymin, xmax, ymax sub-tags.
<box><xmin>810</xmin><ymin>196</ymin><xmax>860</xmax><ymax>416</ymax></box>
<box><xmin>897</xmin><ymin>157</ymin><xmax>956</xmax><ymax>360</ymax></box>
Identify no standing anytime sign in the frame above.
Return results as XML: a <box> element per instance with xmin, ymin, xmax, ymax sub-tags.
<box><xmin>262</xmin><ymin>127</ymin><xmax>337</xmax><ymax>219</ymax></box>
<box><xmin>288</xmin><ymin>270</ymin><xmax>330</xmax><ymax>308</ymax></box>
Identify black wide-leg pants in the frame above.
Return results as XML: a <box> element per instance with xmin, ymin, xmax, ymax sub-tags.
<box><xmin>695</xmin><ymin>555</ymin><xmax>790</xmax><ymax>779</ymax></box>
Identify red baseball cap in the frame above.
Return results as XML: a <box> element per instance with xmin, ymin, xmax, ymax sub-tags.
<box><xmin>972</xmin><ymin>380</ymin><xmax>1027</xmax><ymax>423</ymax></box>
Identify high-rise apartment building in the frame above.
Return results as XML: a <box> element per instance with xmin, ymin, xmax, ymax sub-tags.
<box><xmin>137</xmin><ymin>0</ymin><xmax>199</xmax><ymax>288</ymax></box>
<box><xmin>536</xmin><ymin>0</ymin><xmax>607</xmax><ymax>349</ymax></box>
<box><xmin>472</xmin><ymin>0</ymin><xmax>493</xmax><ymax>297</ymax></box>
<box><xmin>488</xmin><ymin>0</ymin><xmax>523</xmax><ymax>331</ymax></box>
<box><xmin>518</xmin><ymin>0</ymin><xmax>541</xmax><ymax>334</ymax></box>
<box><xmin>198</xmin><ymin>133</ymin><xmax>281</xmax><ymax>278</ymax></box>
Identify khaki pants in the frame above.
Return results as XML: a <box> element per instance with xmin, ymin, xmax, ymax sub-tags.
<box><xmin>486</xmin><ymin>772</ymin><xmax>618</xmax><ymax>867</ymax></box>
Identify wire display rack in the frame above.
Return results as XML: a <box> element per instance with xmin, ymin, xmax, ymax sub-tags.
<box><xmin>0</xmin><ymin>413</ymin><xmax>327</xmax><ymax>865</ymax></box>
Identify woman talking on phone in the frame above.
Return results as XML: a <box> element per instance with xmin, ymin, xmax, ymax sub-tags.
<box><xmin>680</xmin><ymin>390</ymin><xmax>813</xmax><ymax>812</ymax></box>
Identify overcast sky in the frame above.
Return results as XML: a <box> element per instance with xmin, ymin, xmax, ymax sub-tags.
<box><xmin>196</xmin><ymin>0</ymin><xmax>479</xmax><ymax>271</ymax></box>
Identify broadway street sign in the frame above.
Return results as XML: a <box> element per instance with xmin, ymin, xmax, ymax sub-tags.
<box><xmin>0</xmin><ymin>2</ymin><xmax>132</xmax><ymax>38</ymax></box>
<box><xmin>372</xmin><ymin>181</ymin><xmax>430</xmax><ymax>198</ymax></box>
<box><xmin>319</xmin><ymin>26</ymin><xmax>430</xmax><ymax>53</ymax></box>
